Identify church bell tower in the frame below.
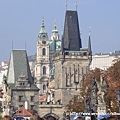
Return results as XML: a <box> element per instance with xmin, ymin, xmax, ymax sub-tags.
<box><xmin>35</xmin><ymin>18</ymin><xmax>50</xmax><ymax>94</ymax></box>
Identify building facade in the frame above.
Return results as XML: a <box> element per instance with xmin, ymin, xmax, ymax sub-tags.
<box><xmin>90</xmin><ymin>51</ymin><xmax>120</xmax><ymax>70</ymax></box>
<box><xmin>2</xmin><ymin>8</ymin><xmax>92</xmax><ymax>119</ymax></box>
<box><xmin>37</xmin><ymin>10</ymin><xmax>92</xmax><ymax>119</ymax></box>
<box><xmin>2</xmin><ymin>50</ymin><xmax>39</xmax><ymax>116</ymax></box>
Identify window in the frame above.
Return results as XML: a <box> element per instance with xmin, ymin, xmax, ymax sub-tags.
<box><xmin>43</xmin><ymin>84</ymin><xmax>46</xmax><ymax>90</ymax></box>
<box><xmin>19</xmin><ymin>96</ymin><xmax>23</xmax><ymax>102</ymax></box>
<box><xmin>42</xmin><ymin>48</ymin><xmax>46</xmax><ymax>55</ymax></box>
<box><xmin>43</xmin><ymin>66</ymin><xmax>46</xmax><ymax>74</ymax></box>
<box><xmin>31</xmin><ymin>105</ymin><xmax>34</xmax><ymax>110</ymax></box>
<box><xmin>30</xmin><ymin>96</ymin><xmax>34</xmax><ymax>102</ymax></box>
<box><xmin>20</xmin><ymin>82</ymin><xmax>25</xmax><ymax>86</ymax></box>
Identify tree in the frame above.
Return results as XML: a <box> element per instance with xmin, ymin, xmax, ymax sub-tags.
<box><xmin>66</xmin><ymin>68</ymin><xmax>102</xmax><ymax>113</ymax></box>
<box><xmin>66</xmin><ymin>95</ymin><xmax>84</xmax><ymax>113</ymax></box>
<box><xmin>106</xmin><ymin>58</ymin><xmax>120</xmax><ymax>112</ymax></box>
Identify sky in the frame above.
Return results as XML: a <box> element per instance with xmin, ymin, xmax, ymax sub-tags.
<box><xmin>0</xmin><ymin>0</ymin><xmax>120</xmax><ymax>63</ymax></box>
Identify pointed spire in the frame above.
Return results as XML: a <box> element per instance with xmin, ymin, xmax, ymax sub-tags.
<box><xmin>88</xmin><ymin>27</ymin><xmax>92</xmax><ymax>54</ymax></box>
<box><xmin>38</xmin><ymin>17</ymin><xmax>48</xmax><ymax>39</ymax></box>
<box><xmin>52</xmin><ymin>19</ymin><xmax>58</xmax><ymax>33</ymax></box>
<box><xmin>61</xmin><ymin>35</ymin><xmax>64</xmax><ymax>52</ymax></box>
<box><xmin>39</xmin><ymin>16</ymin><xmax>47</xmax><ymax>34</ymax></box>
<box><xmin>62</xmin><ymin>10</ymin><xmax>82</xmax><ymax>51</ymax></box>
<box><xmin>51</xmin><ymin>19</ymin><xmax>59</xmax><ymax>40</ymax></box>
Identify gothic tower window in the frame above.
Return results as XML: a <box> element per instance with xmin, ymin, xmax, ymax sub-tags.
<box><xmin>43</xmin><ymin>84</ymin><xmax>46</xmax><ymax>90</ymax></box>
<box><xmin>43</xmin><ymin>66</ymin><xmax>46</xmax><ymax>74</ymax></box>
<box><xmin>42</xmin><ymin>48</ymin><xmax>46</xmax><ymax>55</ymax></box>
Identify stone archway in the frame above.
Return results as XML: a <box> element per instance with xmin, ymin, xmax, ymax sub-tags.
<box><xmin>43</xmin><ymin>113</ymin><xmax>59</xmax><ymax>120</ymax></box>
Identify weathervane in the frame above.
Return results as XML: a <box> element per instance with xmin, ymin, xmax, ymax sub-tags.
<box><xmin>76</xmin><ymin>0</ymin><xmax>78</xmax><ymax>11</ymax></box>
<box><xmin>66</xmin><ymin>0</ymin><xmax>68</xmax><ymax>10</ymax></box>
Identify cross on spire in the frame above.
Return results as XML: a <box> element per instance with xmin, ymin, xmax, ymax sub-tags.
<box><xmin>89</xmin><ymin>27</ymin><xmax>91</xmax><ymax>35</ymax></box>
<box><xmin>42</xmin><ymin>16</ymin><xmax>44</xmax><ymax>22</ymax></box>
<box><xmin>76</xmin><ymin>0</ymin><xmax>78</xmax><ymax>11</ymax></box>
<box><xmin>66</xmin><ymin>0</ymin><xmax>68</xmax><ymax>10</ymax></box>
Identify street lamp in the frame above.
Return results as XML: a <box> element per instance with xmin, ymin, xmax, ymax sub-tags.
<box><xmin>116</xmin><ymin>90</ymin><xmax>120</xmax><ymax>112</ymax></box>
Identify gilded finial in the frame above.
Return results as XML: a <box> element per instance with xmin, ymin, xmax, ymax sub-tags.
<box><xmin>41</xmin><ymin>16</ymin><xmax>44</xmax><ymax>27</ymax></box>
<box><xmin>76</xmin><ymin>0</ymin><xmax>78</xmax><ymax>11</ymax></box>
<box><xmin>66</xmin><ymin>0</ymin><xmax>68</xmax><ymax>10</ymax></box>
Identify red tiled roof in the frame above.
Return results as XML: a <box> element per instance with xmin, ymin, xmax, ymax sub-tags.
<box><xmin>39</xmin><ymin>95</ymin><xmax>47</xmax><ymax>101</ymax></box>
<box><xmin>15</xmin><ymin>107</ymin><xmax>32</xmax><ymax>117</ymax></box>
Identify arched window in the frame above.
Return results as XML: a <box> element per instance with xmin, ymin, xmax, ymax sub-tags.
<box><xmin>43</xmin><ymin>84</ymin><xmax>46</xmax><ymax>90</ymax></box>
<box><xmin>42</xmin><ymin>48</ymin><xmax>46</xmax><ymax>55</ymax></box>
<box><xmin>43</xmin><ymin>66</ymin><xmax>46</xmax><ymax>74</ymax></box>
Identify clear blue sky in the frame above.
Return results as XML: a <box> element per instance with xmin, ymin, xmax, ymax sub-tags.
<box><xmin>0</xmin><ymin>0</ymin><xmax>120</xmax><ymax>62</ymax></box>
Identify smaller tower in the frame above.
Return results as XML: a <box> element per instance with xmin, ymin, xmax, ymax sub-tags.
<box><xmin>49</xmin><ymin>20</ymin><xmax>61</xmax><ymax>76</ymax></box>
<box><xmin>35</xmin><ymin>18</ymin><xmax>50</xmax><ymax>94</ymax></box>
<box><xmin>51</xmin><ymin>19</ymin><xmax>59</xmax><ymax>41</ymax></box>
<box><xmin>88</xmin><ymin>28</ymin><xmax>92</xmax><ymax>64</ymax></box>
<box><xmin>88</xmin><ymin>28</ymin><xmax>92</xmax><ymax>54</ymax></box>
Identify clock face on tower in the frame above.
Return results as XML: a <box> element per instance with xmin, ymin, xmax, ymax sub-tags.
<box><xmin>42</xmin><ymin>41</ymin><xmax>46</xmax><ymax>44</ymax></box>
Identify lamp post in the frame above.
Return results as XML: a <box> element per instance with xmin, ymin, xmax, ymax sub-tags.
<box><xmin>116</xmin><ymin>90</ymin><xmax>120</xmax><ymax>112</ymax></box>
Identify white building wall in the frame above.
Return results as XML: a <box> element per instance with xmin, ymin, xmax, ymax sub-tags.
<box><xmin>90</xmin><ymin>54</ymin><xmax>120</xmax><ymax>70</ymax></box>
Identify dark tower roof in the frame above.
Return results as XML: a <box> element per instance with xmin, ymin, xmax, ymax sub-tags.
<box><xmin>62</xmin><ymin>10</ymin><xmax>82</xmax><ymax>51</ymax></box>
<box><xmin>7</xmin><ymin>50</ymin><xmax>33</xmax><ymax>84</ymax></box>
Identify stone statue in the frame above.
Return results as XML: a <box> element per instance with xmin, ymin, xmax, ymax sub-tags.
<box><xmin>97</xmin><ymin>76</ymin><xmax>107</xmax><ymax>104</ymax></box>
<box><xmin>46</xmin><ymin>89</ymin><xmax>56</xmax><ymax>104</ymax></box>
<box><xmin>6</xmin><ymin>86</ymin><xmax>12</xmax><ymax>104</ymax></box>
<box><xmin>90</xmin><ymin>76</ymin><xmax>98</xmax><ymax>113</ymax></box>
<box><xmin>84</xmin><ymin>94</ymin><xmax>90</xmax><ymax>112</ymax></box>
<box><xmin>2</xmin><ymin>75</ymin><xmax>8</xmax><ymax>93</ymax></box>
<box><xmin>97</xmin><ymin>87</ymin><xmax>105</xmax><ymax>103</ymax></box>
